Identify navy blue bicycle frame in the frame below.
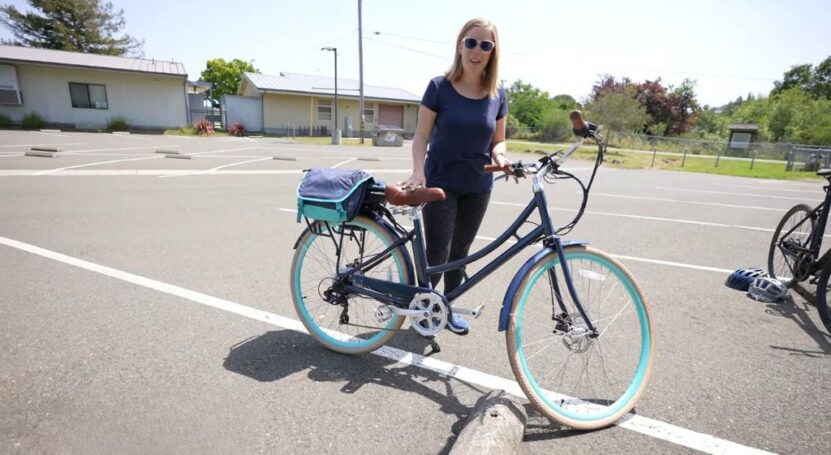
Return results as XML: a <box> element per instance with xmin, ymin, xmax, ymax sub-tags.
<box><xmin>341</xmin><ymin>183</ymin><xmax>598</xmax><ymax>334</ymax></box>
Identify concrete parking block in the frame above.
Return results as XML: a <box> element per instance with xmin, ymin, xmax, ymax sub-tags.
<box><xmin>156</xmin><ymin>149</ymin><xmax>180</xmax><ymax>154</ymax></box>
<box><xmin>273</xmin><ymin>156</ymin><xmax>297</xmax><ymax>161</ymax></box>
<box><xmin>25</xmin><ymin>150</ymin><xmax>56</xmax><ymax>158</ymax></box>
<box><xmin>39</xmin><ymin>129</ymin><xmax>62</xmax><ymax>133</ymax></box>
<box><xmin>30</xmin><ymin>146</ymin><xmax>61</xmax><ymax>152</ymax></box>
<box><xmin>165</xmin><ymin>153</ymin><xmax>191</xmax><ymax>159</ymax></box>
<box><xmin>449</xmin><ymin>390</ymin><xmax>527</xmax><ymax>455</ymax></box>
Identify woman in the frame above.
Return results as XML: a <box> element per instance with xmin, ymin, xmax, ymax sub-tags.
<box><xmin>400</xmin><ymin>18</ymin><xmax>509</xmax><ymax>335</ymax></box>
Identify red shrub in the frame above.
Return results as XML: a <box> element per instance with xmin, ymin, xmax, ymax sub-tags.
<box><xmin>229</xmin><ymin>122</ymin><xmax>246</xmax><ymax>137</ymax></box>
<box><xmin>193</xmin><ymin>119</ymin><xmax>214</xmax><ymax>135</ymax></box>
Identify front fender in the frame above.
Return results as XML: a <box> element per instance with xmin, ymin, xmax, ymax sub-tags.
<box><xmin>497</xmin><ymin>240</ymin><xmax>588</xmax><ymax>332</ymax></box>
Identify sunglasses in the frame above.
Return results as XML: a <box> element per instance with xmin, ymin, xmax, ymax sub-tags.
<box><xmin>462</xmin><ymin>37</ymin><xmax>495</xmax><ymax>52</ymax></box>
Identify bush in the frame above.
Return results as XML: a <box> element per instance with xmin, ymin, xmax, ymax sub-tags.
<box><xmin>21</xmin><ymin>112</ymin><xmax>45</xmax><ymax>129</ymax></box>
<box><xmin>107</xmin><ymin>117</ymin><xmax>130</xmax><ymax>131</ymax></box>
<box><xmin>193</xmin><ymin>119</ymin><xmax>214</xmax><ymax>136</ymax></box>
<box><xmin>228</xmin><ymin>121</ymin><xmax>246</xmax><ymax>137</ymax></box>
<box><xmin>0</xmin><ymin>113</ymin><xmax>11</xmax><ymax>128</ymax></box>
<box><xmin>538</xmin><ymin>108</ymin><xmax>572</xmax><ymax>143</ymax></box>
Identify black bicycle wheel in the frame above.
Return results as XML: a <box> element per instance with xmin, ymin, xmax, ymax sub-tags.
<box><xmin>815</xmin><ymin>257</ymin><xmax>831</xmax><ymax>334</ymax></box>
<box><xmin>768</xmin><ymin>204</ymin><xmax>815</xmax><ymax>287</ymax></box>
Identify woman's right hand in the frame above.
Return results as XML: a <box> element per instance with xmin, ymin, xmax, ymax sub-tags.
<box><xmin>398</xmin><ymin>172</ymin><xmax>425</xmax><ymax>190</ymax></box>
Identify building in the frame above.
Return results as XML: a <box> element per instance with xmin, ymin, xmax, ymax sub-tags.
<box><xmin>231</xmin><ymin>72</ymin><xmax>420</xmax><ymax>136</ymax></box>
<box><xmin>0</xmin><ymin>45</ymin><xmax>189</xmax><ymax>129</ymax></box>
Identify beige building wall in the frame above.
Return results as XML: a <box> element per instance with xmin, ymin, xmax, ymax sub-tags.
<box><xmin>261</xmin><ymin>93</ymin><xmax>418</xmax><ymax>135</ymax></box>
<box><xmin>0</xmin><ymin>63</ymin><xmax>187</xmax><ymax>129</ymax></box>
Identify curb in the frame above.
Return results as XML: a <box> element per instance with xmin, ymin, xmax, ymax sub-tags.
<box><xmin>449</xmin><ymin>390</ymin><xmax>527</xmax><ymax>455</ymax></box>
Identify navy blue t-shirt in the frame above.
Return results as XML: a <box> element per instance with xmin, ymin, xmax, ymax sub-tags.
<box><xmin>421</xmin><ymin>76</ymin><xmax>508</xmax><ymax>194</ymax></box>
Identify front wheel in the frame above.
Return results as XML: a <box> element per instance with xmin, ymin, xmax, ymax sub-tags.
<box><xmin>814</xmin><ymin>257</ymin><xmax>831</xmax><ymax>334</ymax></box>
<box><xmin>768</xmin><ymin>204</ymin><xmax>815</xmax><ymax>287</ymax></box>
<box><xmin>506</xmin><ymin>245</ymin><xmax>653</xmax><ymax>430</ymax></box>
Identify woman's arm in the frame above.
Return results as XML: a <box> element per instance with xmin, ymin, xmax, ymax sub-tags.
<box><xmin>400</xmin><ymin>105</ymin><xmax>437</xmax><ymax>189</ymax></box>
<box><xmin>491</xmin><ymin>116</ymin><xmax>510</xmax><ymax>168</ymax></box>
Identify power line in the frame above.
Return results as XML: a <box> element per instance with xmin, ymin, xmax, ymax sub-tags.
<box><xmin>371</xmin><ymin>30</ymin><xmax>777</xmax><ymax>83</ymax></box>
<box><xmin>364</xmin><ymin>36</ymin><xmax>446</xmax><ymax>59</ymax></box>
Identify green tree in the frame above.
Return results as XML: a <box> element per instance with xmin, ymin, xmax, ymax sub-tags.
<box><xmin>586</xmin><ymin>87</ymin><xmax>649</xmax><ymax>134</ymax></box>
<box><xmin>771</xmin><ymin>57</ymin><xmax>831</xmax><ymax>100</ymax></box>
<box><xmin>0</xmin><ymin>0</ymin><xmax>143</xmax><ymax>56</ymax></box>
<box><xmin>506</xmin><ymin>80</ymin><xmax>550</xmax><ymax>128</ymax></box>
<box><xmin>551</xmin><ymin>94</ymin><xmax>578</xmax><ymax>111</ymax></box>
<box><xmin>200</xmin><ymin>58</ymin><xmax>259</xmax><ymax>106</ymax></box>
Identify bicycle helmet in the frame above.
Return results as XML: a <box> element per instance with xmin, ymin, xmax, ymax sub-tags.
<box><xmin>725</xmin><ymin>267</ymin><xmax>768</xmax><ymax>291</ymax></box>
<box><xmin>747</xmin><ymin>277</ymin><xmax>789</xmax><ymax>303</ymax></box>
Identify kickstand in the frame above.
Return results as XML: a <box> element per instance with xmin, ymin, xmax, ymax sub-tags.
<box><xmin>426</xmin><ymin>335</ymin><xmax>441</xmax><ymax>355</ymax></box>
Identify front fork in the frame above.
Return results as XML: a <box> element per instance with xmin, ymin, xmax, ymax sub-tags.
<box><xmin>546</xmin><ymin>237</ymin><xmax>599</xmax><ymax>337</ymax></box>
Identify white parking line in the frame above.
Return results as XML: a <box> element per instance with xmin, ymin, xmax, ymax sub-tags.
<box><xmin>0</xmin><ymin>154</ymin><xmax>23</xmax><ymax>158</ymax></box>
<box><xmin>332</xmin><ymin>157</ymin><xmax>358</xmax><ymax>168</ymax></box>
<box><xmin>32</xmin><ymin>156</ymin><xmax>163</xmax><ymax>175</ymax></box>
<box><xmin>62</xmin><ymin>146</ymin><xmax>173</xmax><ymax>154</ymax></box>
<box><xmin>158</xmin><ymin>157</ymin><xmax>274</xmax><ymax>179</ymax></box>
<box><xmin>0</xmin><ymin>234</ymin><xmax>772</xmax><ymax>455</ymax></box>
<box><xmin>655</xmin><ymin>186</ymin><xmax>821</xmax><ymax>202</ymax></box>
<box><xmin>0</xmin><ymin>142</ymin><xmax>85</xmax><ymax>148</ymax></box>
<box><xmin>714</xmin><ymin>183</ymin><xmax>821</xmax><ymax>194</ymax></box>
<box><xmin>279</xmin><ymin>208</ymin><xmax>737</xmax><ymax>274</ymax></box>
<box><xmin>589</xmin><ymin>192</ymin><xmax>786</xmax><ymax>212</ymax></box>
<box><xmin>35</xmin><ymin>131</ymin><xmax>70</xmax><ymax>138</ymax></box>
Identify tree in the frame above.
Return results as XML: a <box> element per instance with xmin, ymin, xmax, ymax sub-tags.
<box><xmin>551</xmin><ymin>94</ymin><xmax>578</xmax><ymax>111</ymax></box>
<box><xmin>200</xmin><ymin>58</ymin><xmax>259</xmax><ymax>106</ymax></box>
<box><xmin>771</xmin><ymin>57</ymin><xmax>831</xmax><ymax>100</ymax></box>
<box><xmin>0</xmin><ymin>0</ymin><xmax>143</xmax><ymax>56</ymax></box>
<box><xmin>771</xmin><ymin>64</ymin><xmax>813</xmax><ymax>96</ymax></box>
<box><xmin>588</xmin><ymin>74</ymin><xmax>633</xmax><ymax>103</ymax></box>
<box><xmin>666</xmin><ymin>79</ymin><xmax>700</xmax><ymax>135</ymax></box>
<box><xmin>586</xmin><ymin>87</ymin><xmax>649</xmax><ymax>134</ymax></box>
<box><xmin>506</xmin><ymin>80</ymin><xmax>550</xmax><ymax>128</ymax></box>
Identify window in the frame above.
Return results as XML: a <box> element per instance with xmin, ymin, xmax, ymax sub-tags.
<box><xmin>0</xmin><ymin>65</ymin><xmax>22</xmax><ymax>105</ymax></box>
<box><xmin>317</xmin><ymin>99</ymin><xmax>332</xmax><ymax>121</ymax></box>
<box><xmin>363</xmin><ymin>105</ymin><xmax>374</xmax><ymax>124</ymax></box>
<box><xmin>730</xmin><ymin>132</ymin><xmax>751</xmax><ymax>149</ymax></box>
<box><xmin>69</xmin><ymin>83</ymin><xmax>108</xmax><ymax>109</ymax></box>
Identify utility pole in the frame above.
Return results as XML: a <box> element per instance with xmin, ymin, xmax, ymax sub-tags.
<box><xmin>358</xmin><ymin>0</ymin><xmax>365</xmax><ymax>144</ymax></box>
<box><xmin>321</xmin><ymin>47</ymin><xmax>339</xmax><ymax>144</ymax></box>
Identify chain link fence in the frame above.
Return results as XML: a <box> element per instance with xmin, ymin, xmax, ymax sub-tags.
<box><xmin>509</xmin><ymin>126</ymin><xmax>830</xmax><ymax>172</ymax></box>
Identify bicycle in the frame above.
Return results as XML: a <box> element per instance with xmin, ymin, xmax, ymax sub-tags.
<box><xmin>290</xmin><ymin>116</ymin><xmax>654</xmax><ymax>430</ymax></box>
<box><xmin>768</xmin><ymin>169</ymin><xmax>831</xmax><ymax>332</ymax></box>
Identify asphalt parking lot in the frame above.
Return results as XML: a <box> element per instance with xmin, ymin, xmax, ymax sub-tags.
<box><xmin>1</xmin><ymin>130</ymin><xmax>829</xmax><ymax>454</ymax></box>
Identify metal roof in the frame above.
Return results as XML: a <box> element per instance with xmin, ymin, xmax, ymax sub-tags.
<box><xmin>0</xmin><ymin>45</ymin><xmax>187</xmax><ymax>77</ymax></box>
<box><xmin>243</xmin><ymin>72</ymin><xmax>420</xmax><ymax>103</ymax></box>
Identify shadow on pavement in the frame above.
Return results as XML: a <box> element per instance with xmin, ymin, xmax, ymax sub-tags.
<box><xmin>223</xmin><ymin>329</ymin><xmax>489</xmax><ymax>453</ymax></box>
<box><xmin>764</xmin><ymin>286</ymin><xmax>831</xmax><ymax>357</ymax></box>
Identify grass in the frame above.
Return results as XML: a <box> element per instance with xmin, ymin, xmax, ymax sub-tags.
<box><xmin>507</xmin><ymin>139</ymin><xmax>823</xmax><ymax>181</ymax></box>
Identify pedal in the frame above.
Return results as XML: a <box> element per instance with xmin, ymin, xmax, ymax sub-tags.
<box><xmin>452</xmin><ymin>303</ymin><xmax>486</xmax><ymax>319</ymax></box>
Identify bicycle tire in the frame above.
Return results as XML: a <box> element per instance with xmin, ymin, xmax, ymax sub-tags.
<box><xmin>768</xmin><ymin>204</ymin><xmax>815</xmax><ymax>288</ymax></box>
<box><xmin>291</xmin><ymin>215</ymin><xmax>412</xmax><ymax>354</ymax></box>
<box><xmin>506</xmin><ymin>245</ymin><xmax>653</xmax><ymax>430</ymax></box>
<box><xmin>814</xmin><ymin>256</ymin><xmax>831</xmax><ymax>334</ymax></box>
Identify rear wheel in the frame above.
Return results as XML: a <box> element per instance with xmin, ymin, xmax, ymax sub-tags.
<box><xmin>291</xmin><ymin>215</ymin><xmax>411</xmax><ymax>354</ymax></box>
<box><xmin>768</xmin><ymin>204</ymin><xmax>815</xmax><ymax>287</ymax></box>
<box><xmin>506</xmin><ymin>245</ymin><xmax>653</xmax><ymax>430</ymax></box>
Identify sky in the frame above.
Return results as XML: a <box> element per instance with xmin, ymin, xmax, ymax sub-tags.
<box><xmin>1</xmin><ymin>0</ymin><xmax>829</xmax><ymax>107</ymax></box>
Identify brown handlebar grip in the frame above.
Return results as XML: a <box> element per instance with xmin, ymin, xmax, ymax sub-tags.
<box><xmin>484</xmin><ymin>164</ymin><xmax>503</xmax><ymax>173</ymax></box>
<box><xmin>569</xmin><ymin>110</ymin><xmax>586</xmax><ymax>130</ymax></box>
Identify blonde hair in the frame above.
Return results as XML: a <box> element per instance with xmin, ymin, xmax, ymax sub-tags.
<box><xmin>445</xmin><ymin>18</ymin><xmax>500</xmax><ymax>98</ymax></box>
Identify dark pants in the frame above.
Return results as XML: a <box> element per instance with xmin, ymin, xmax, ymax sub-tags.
<box><xmin>423</xmin><ymin>190</ymin><xmax>491</xmax><ymax>295</ymax></box>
